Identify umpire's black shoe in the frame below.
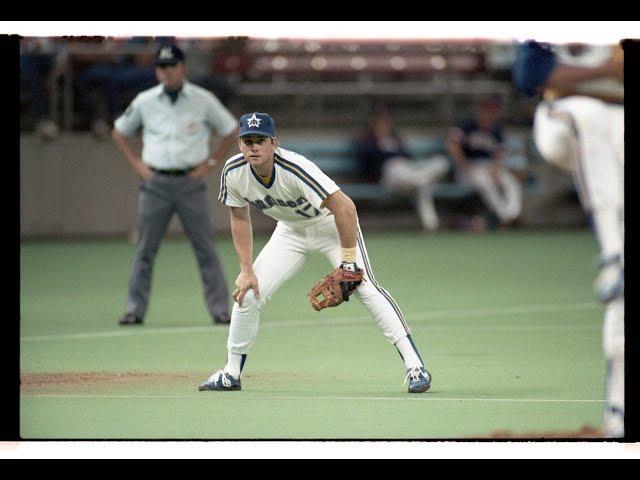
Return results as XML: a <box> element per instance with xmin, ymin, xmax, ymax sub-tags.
<box><xmin>213</xmin><ymin>313</ymin><xmax>231</xmax><ymax>325</ymax></box>
<box><xmin>119</xmin><ymin>313</ymin><xmax>143</xmax><ymax>326</ymax></box>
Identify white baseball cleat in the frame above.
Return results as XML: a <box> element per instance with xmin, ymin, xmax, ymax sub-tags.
<box><xmin>603</xmin><ymin>405</ymin><xmax>624</xmax><ymax>438</ymax></box>
<box><xmin>198</xmin><ymin>370</ymin><xmax>241</xmax><ymax>391</ymax></box>
<box><xmin>404</xmin><ymin>366</ymin><xmax>432</xmax><ymax>393</ymax></box>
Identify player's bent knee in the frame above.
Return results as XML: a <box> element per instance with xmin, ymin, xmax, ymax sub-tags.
<box><xmin>235</xmin><ymin>289</ymin><xmax>261</xmax><ymax>312</ymax></box>
<box><xmin>389</xmin><ymin>330</ymin><xmax>410</xmax><ymax>345</ymax></box>
<box><xmin>535</xmin><ymin>137</ymin><xmax>572</xmax><ymax>171</ymax></box>
<box><xmin>352</xmin><ymin>281</ymin><xmax>382</xmax><ymax>301</ymax></box>
<box><xmin>534</xmin><ymin>121</ymin><xmax>575</xmax><ymax>172</ymax></box>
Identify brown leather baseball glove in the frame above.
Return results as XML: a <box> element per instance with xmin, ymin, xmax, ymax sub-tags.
<box><xmin>308</xmin><ymin>263</ymin><xmax>364</xmax><ymax>311</ymax></box>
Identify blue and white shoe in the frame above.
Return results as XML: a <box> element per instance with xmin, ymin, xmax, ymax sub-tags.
<box><xmin>198</xmin><ymin>370</ymin><xmax>241</xmax><ymax>391</ymax></box>
<box><xmin>405</xmin><ymin>366</ymin><xmax>432</xmax><ymax>393</ymax></box>
<box><xmin>603</xmin><ymin>405</ymin><xmax>624</xmax><ymax>438</ymax></box>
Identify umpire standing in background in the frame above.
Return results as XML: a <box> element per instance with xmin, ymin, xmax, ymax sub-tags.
<box><xmin>112</xmin><ymin>44</ymin><xmax>238</xmax><ymax>326</ymax></box>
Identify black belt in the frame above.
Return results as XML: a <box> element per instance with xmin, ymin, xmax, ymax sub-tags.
<box><xmin>151</xmin><ymin>167</ymin><xmax>194</xmax><ymax>176</ymax></box>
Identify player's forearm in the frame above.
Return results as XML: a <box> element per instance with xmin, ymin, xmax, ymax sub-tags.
<box><xmin>446</xmin><ymin>142</ymin><xmax>469</xmax><ymax>170</ymax></box>
<box><xmin>230</xmin><ymin>208</ymin><xmax>254</xmax><ymax>272</ymax></box>
<box><xmin>450</xmin><ymin>154</ymin><xmax>469</xmax><ymax>171</ymax></box>
<box><xmin>445</xmin><ymin>132</ymin><xmax>469</xmax><ymax>167</ymax></box>
<box><xmin>326</xmin><ymin>192</ymin><xmax>358</xmax><ymax>249</ymax></box>
<box><xmin>544</xmin><ymin>64</ymin><xmax>613</xmax><ymax>91</ymax></box>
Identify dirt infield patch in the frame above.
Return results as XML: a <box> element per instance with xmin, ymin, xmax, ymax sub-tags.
<box><xmin>483</xmin><ymin>425</ymin><xmax>604</xmax><ymax>439</ymax></box>
<box><xmin>21</xmin><ymin>372</ymin><xmax>195</xmax><ymax>393</ymax></box>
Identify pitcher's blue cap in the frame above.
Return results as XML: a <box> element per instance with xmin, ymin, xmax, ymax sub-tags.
<box><xmin>238</xmin><ymin>112</ymin><xmax>276</xmax><ymax>137</ymax></box>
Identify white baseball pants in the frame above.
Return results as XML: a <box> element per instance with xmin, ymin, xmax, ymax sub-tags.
<box><xmin>533</xmin><ymin>96</ymin><xmax>625</xmax><ymax>436</ymax></box>
<box><xmin>458</xmin><ymin>163</ymin><xmax>523</xmax><ymax>224</ymax></box>
<box><xmin>381</xmin><ymin>155</ymin><xmax>451</xmax><ymax>230</ymax></box>
<box><xmin>533</xmin><ymin>97</ymin><xmax>624</xmax><ymax>258</ymax></box>
<box><xmin>227</xmin><ymin>215</ymin><xmax>414</xmax><ymax>355</ymax></box>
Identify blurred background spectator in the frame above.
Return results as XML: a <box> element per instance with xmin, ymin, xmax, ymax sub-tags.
<box><xmin>183</xmin><ymin>37</ymin><xmax>248</xmax><ymax>108</ymax></box>
<box><xmin>353</xmin><ymin>104</ymin><xmax>449</xmax><ymax>231</ymax></box>
<box><xmin>445</xmin><ymin>95</ymin><xmax>523</xmax><ymax>231</ymax></box>
<box><xmin>19</xmin><ymin>38</ymin><xmax>66</xmax><ymax>140</ymax></box>
<box><xmin>20</xmin><ymin>36</ymin><xmax>590</xmax><ymax>238</ymax></box>
<box><xmin>74</xmin><ymin>37</ymin><xmax>162</xmax><ymax>139</ymax></box>
<box><xmin>354</xmin><ymin>103</ymin><xmax>411</xmax><ymax>184</ymax></box>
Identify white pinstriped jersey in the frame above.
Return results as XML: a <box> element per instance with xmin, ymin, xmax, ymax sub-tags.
<box><xmin>218</xmin><ymin>147</ymin><xmax>340</xmax><ymax>225</ymax></box>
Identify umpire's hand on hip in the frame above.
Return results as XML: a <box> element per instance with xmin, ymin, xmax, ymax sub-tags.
<box><xmin>135</xmin><ymin>162</ymin><xmax>154</xmax><ymax>182</ymax></box>
<box><xmin>189</xmin><ymin>158</ymin><xmax>216</xmax><ymax>180</ymax></box>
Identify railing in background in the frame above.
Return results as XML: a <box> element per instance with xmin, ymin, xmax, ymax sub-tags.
<box><xmin>21</xmin><ymin>38</ymin><xmax>521</xmax><ymax>133</ymax></box>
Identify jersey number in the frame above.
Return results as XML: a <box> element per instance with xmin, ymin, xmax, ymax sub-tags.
<box><xmin>295</xmin><ymin>203</ymin><xmax>320</xmax><ymax>218</ymax></box>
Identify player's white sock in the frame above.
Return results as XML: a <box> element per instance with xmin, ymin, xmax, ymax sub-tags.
<box><xmin>603</xmin><ymin>297</ymin><xmax>624</xmax><ymax>437</ymax></box>
<box><xmin>395</xmin><ymin>336</ymin><xmax>424</xmax><ymax>370</ymax></box>
<box><xmin>224</xmin><ymin>352</ymin><xmax>245</xmax><ymax>379</ymax></box>
<box><xmin>592</xmin><ymin>209</ymin><xmax>623</xmax><ymax>259</ymax></box>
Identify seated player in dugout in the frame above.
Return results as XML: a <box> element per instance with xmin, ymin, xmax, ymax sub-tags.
<box><xmin>198</xmin><ymin>112</ymin><xmax>432</xmax><ymax>393</ymax></box>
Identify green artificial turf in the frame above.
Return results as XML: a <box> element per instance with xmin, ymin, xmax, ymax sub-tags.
<box><xmin>20</xmin><ymin>230</ymin><xmax>606</xmax><ymax>439</ymax></box>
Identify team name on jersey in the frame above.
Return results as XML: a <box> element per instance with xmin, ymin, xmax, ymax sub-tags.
<box><xmin>243</xmin><ymin>194</ymin><xmax>321</xmax><ymax>218</ymax></box>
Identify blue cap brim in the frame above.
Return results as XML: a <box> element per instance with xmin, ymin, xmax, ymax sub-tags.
<box><xmin>238</xmin><ymin>130</ymin><xmax>274</xmax><ymax>138</ymax></box>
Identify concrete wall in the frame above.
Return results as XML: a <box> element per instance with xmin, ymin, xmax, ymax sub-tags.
<box><xmin>20</xmin><ymin>132</ymin><xmax>585</xmax><ymax>239</ymax></box>
<box><xmin>20</xmin><ymin>133</ymin><xmax>276</xmax><ymax>238</ymax></box>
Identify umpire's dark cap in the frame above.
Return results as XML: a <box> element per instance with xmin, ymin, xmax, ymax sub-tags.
<box><xmin>238</xmin><ymin>112</ymin><xmax>276</xmax><ymax>138</ymax></box>
<box><xmin>155</xmin><ymin>45</ymin><xmax>186</xmax><ymax>66</ymax></box>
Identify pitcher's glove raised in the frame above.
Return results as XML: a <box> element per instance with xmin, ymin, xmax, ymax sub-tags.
<box><xmin>308</xmin><ymin>262</ymin><xmax>364</xmax><ymax>311</ymax></box>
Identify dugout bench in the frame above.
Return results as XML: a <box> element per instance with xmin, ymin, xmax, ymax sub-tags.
<box><xmin>279</xmin><ymin>136</ymin><xmax>532</xmax><ymax>208</ymax></box>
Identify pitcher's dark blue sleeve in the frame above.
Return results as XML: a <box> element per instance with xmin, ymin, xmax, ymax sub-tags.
<box><xmin>512</xmin><ymin>40</ymin><xmax>557</xmax><ymax>97</ymax></box>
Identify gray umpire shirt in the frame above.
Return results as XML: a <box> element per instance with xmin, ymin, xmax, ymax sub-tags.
<box><xmin>114</xmin><ymin>80</ymin><xmax>238</xmax><ymax>169</ymax></box>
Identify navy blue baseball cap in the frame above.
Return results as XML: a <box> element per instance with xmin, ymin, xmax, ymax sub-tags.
<box><xmin>238</xmin><ymin>112</ymin><xmax>276</xmax><ymax>138</ymax></box>
<box><xmin>155</xmin><ymin>45</ymin><xmax>186</xmax><ymax>66</ymax></box>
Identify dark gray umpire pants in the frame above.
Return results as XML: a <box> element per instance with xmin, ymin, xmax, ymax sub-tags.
<box><xmin>125</xmin><ymin>172</ymin><xmax>229</xmax><ymax>321</ymax></box>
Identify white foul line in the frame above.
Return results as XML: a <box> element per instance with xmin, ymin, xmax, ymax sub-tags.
<box><xmin>20</xmin><ymin>302</ymin><xmax>600</xmax><ymax>343</ymax></box>
<box><xmin>21</xmin><ymin>393</ymin><xmax>605</xmax><ymax>403</ymax></box>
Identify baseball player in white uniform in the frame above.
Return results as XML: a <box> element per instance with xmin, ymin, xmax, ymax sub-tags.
<box><xmin>198</xmin><ymin>112</ymin><xmax>431</xmax><ymax>393</ymax></box>
<box><xmin>513</xmin><ymin>40</ymin><xmax>624</xmax><ymax>437</ymax></box>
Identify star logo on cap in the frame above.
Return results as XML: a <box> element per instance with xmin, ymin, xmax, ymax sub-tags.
<box><xmin>247</xmin><ymin>113</ymin><xmax>261</xmax><ymax>128</ymax></box>
<box><xmin>159</xmin><ymin>47</ymin><xmax>174</xmax><ymax>59</ymax></box>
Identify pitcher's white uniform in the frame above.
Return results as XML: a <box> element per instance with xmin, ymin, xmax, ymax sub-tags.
<box><xmin>513</xmin><ymin>40</ymin><xmax>624</xmax><ymax>437</ymax></box>
<box><xmin>219</xmin><ymin>146</ymin><xmax>418</xmax><ymax>355</ymax></box>
<box><xmin>530</xmin><ymin>45</ymin><xmax>624</xmax><ymax>220</ymax></box>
